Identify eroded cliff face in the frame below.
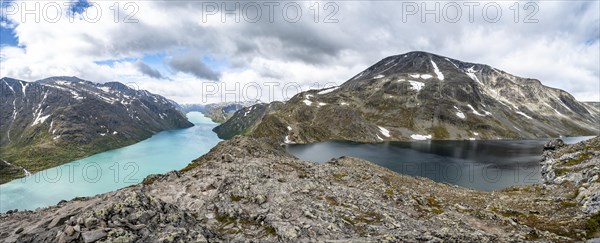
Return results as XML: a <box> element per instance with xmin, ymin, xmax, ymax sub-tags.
<box><xmin>2</xmin><ymin>136</ymin><xmax>598</xmax><ymax>242</ymax></box>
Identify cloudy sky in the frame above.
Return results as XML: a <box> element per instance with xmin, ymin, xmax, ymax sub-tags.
<box><xmin>0</xmin><ymin>0</ymin><xmax>598</xmax><ymax>104</ymax></box>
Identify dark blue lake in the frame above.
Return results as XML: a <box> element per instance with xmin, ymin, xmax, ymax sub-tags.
<box><xmin>285</xmin><ymin>136</ymin><xmax>594</xmax><ymax>191</ymax></box>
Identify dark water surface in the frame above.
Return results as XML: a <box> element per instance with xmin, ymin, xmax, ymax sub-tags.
<box><xmin>286</xmin><ymin>136</ymin><xmax>594</xmax><ymax>191</ymax></box>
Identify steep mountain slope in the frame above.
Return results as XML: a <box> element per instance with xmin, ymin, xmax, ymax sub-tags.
<box><xmin>213</xmin><ymin>102</ymin><xmax>284</xmax><ymax>139</ymax></box>
<box><xmin>215</xmin><ymin>51</ymin><xmax>599</xmax><ymax>143</ymax></box>
<box><xmin>0</xmin><ymin>76</ymin><xmax>193</xmax><ymax>183</ymax></box>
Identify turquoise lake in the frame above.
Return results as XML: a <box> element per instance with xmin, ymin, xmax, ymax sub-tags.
<box><xmin>0</xmin><ymin>112</ymin><xmax>221</xmax><ymax>213</ymax></box>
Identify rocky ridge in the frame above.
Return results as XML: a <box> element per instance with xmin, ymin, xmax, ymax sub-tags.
<box><xmin>1</xmin><ymin>136</ymin><xmax>599</xmax><ymax>242</ymax></box>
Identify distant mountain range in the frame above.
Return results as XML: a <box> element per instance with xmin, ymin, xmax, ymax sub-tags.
<box><xmin>0</xmin><ymin>76</ymin><xmax>192</xmax><ymax>183</ymax></box>
<box><xmin>180</xmin><ymin>101</ymin><xmax>260</xmax><ymax>123</ymax></box>
<box><xmin>215</xmin><ymin>51</ymin><xmax>599</xmax><ymax>142</ymax></box>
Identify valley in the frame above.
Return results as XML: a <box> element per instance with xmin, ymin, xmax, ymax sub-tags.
<box><xmin>0</xmin><ymin>52</ymin><xmax>598</xmax><ymax>242</ymax></box>
<box><xmin>0</xmin><ymin>77</ymin><xmax>193</xmax><ymax>183</ymax></box>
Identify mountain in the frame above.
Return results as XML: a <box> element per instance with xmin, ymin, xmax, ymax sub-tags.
<box><xmin>180</xmin><ymin>100</ymin><xmax>260</xmax><ymax>123</ymax></box>
<box><xmin>0</xmin><ymin>76</ymin><xmax>193</xmax><ymax>183</ymax></box>
<box><xmin>213</xmin><ymin>102</ymin><xmax>284</xmax><ymax>139</ymax></box>
<box><xmin>1</xmin><ymin>136</ymin><xmax>598</xmax><ymax>241</ymax></box>
<box><xmin>214</xmin><ymin>51</ymin><xmax>599</xmax><ymax>143</ymax></box>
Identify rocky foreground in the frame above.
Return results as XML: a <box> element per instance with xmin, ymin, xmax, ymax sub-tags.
<box><xmin>1</xmin><ymin>136</ymin><xmax>599</xmax><ymax>242</ymax></box>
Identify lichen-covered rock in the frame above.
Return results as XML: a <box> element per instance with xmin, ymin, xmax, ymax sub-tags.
<box><xmin>540</xmin><ymin>137</ymin><xmax>600</xmax><ymax>216</ymax></box>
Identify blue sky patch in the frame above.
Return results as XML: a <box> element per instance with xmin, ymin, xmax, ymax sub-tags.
<box><xmin>69</xmin><ymin>0</ymin><xmax>92</xmax><ymax>15</ymax></box>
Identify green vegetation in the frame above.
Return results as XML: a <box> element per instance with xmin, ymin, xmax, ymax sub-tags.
<box><xmin>230</xmin><ymin>194</ymin><xmax>243</xmax><ymax>202</ymax></box>
<box><xmin>142</xmin><ymin>177</ymin><xmax>156</xmax><ymax>186</ymax></box>
<box><xmin>179</xmin><ymin>161</ymin><xmax>200</xmax><ymax>173</ymax></box>
<box><xmin>332</xmin><ymin>173</ymin><xmax>348</xmax><ymax>180</ymax></box>
<box><xmin>426</xmin><ymin>196</ymin><xmax>444</xmax><ymax>214</ymax></box>
<box><xmin>264</xmin><ymin>225</ymin><xmax>277</xmax><ymax>235</ymax></box>
<box><xmin>560</xmin><ymin>201</ymin><xmax>578</xmax><ymax>207</ymax></box>
<box><xmin>385</xmin><ymin>189</ymin><xmax>394</xmax><ymax>195</ymax></box>
<box><xmin>555</xmin><ymin>168</ymin><xmax>569</xmax><ymax>177</ymax></box>
<box><xmin>564</xmin><ymin>153</ymin><xmax>590</xmax><ymax>166</ymax></box>
<box><xmin>430</xmin><ymin>125</ymin><xmax>449</xmax><ymax>139</ymax></box>
<box><xmin>586</xmin><ymin>212</ymin><xmax>600</xmax><ymax>236</ymax></box>
<box><xmin>1</xmin><ymin>132</ymin><xmax>139</xmax><ymax>184</ymax></box>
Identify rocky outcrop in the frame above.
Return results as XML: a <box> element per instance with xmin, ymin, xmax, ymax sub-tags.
<box><xmin>2</xmin><ymin>136</ymin><xmax>598</xmax><ymax>242</ymax></box>
<box><xmin>0</xmin><ymin>76</ymin><xmax>193</xmax><ymax>183</ymax></box>
<box><xmin>541</xmin><ymin>136</ymin><xmax>600</xmax><ymax>215</ymax></box>
<box><xmin>543</xmin><ymin>139</ymin><xmax>565</xmax><ymax>150</ymax></box>
<box><xmin>214</xmin><ymin>51</ymin><xmax>599</xmax><ymax>144</ymax></box>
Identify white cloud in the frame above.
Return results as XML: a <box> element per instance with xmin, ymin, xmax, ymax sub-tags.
<box><xmin>0</xmin><ymin>1</ymin><xmax>598</xmax><ymax>103</ymax></box>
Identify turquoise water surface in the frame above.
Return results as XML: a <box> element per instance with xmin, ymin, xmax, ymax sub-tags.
<box><xmin>0</xmin><ymin>112</ymin><xmax>221</xmax><ymax>212</ymax></box>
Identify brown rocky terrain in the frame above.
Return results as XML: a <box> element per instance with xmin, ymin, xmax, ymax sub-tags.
<box><xmin>1</xmin><ymin>136</ymin><xmax>598</xmax><ymax>242</ymax></box>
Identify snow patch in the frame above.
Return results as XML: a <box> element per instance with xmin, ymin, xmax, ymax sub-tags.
<box><xmin>410</xmin><ymin>134</ymin><xmax>432</xmax><ymax>140</ymax></box>
<box><xmin>353</xmin><ymin>72</ymin><xmax>365</xmax><ymax>80</ymax></box>
<box><xmin>378</xmin><ymin>126</ymin><xmax>390</xmax><ymax>137</ymax></box>
<box><xmin>4</xmin><ymin>81</ymin><xmax>15</xmax><ymax>93</ymax></box>
<box><xmin>317</xmin><ymin>102</ymin><xmax>327</xmax><ymax>107</ymax></box>
<box><xmin>20</xmin><ymin>81</ymin><xmax>28</xmax><ymax>96</ymax></box>
<box><xmin>409</xmin><ymin>74</ymin><xmax>432</xmax><ymax>79</ymax></box>
<box><xmin>303</xmin><ymin>100</ymin><xmax>313</xmax><ymax>106</ymax></box>
<box><xmin>113</xmin><ymin>131</ymin><xmax>118</xmax><ymax>135</ymax></box>
<box><xmin>420</xmin><ymin>74</ymin><xmax>433</xmax><ymax>79</ymax></box>
<box><xmin>473</xmin><ymin>132</ymin><xmax>479</xmax><ymax>136</ymax></box>
<box><xmin>467</xmin><ymin>104</ymin><xmax>485</xmax><ymax>116</ymax></box>
<box><xmin>318</xmin><ymin>86</ymin><xmax>339</xmax><ymax>95</ymax></box>
<box><xmin>32</xmin><ymin>114</ymin><xmax>50</xmax><ymax>126</ymax></box>
<box><xmin>408</xmin><ymin>81</ymin><xmax>425</xmax><ymax>91</ymax></box>
<box><xmin>373</xmin><ymin>74</ymin><xmax>385</xmax><ymax>79</ymax></box>
<box><xmin>465</xmin><ymin>66</ymin><xmax>483</xmax><ymax>85</ymax></box>
<box><xmin>454</xmin><ymin>105</ymin><xmax>466</xmax><ymax>119</ymax></box>
<box><xmin>284</xmin><ymin>135</ymin><xmax>291</xmax><ymax>144</ymax></box>
<box><xmin>340</xmin><ymin>102</ymin><xmax>348</xmax><ymax>106</ymax></box>
<box><xmin>515</xmin><ymin>111</ymin><xmax>533</xmax><ymax>120</ymax></box>
<box><xmin>430</xmin><ymin>60</ymin><xmax>444</xmax><ymax>80</ymax></box>
<box><xmin>445</xmin><ymin>58</ymin><xmax>459</xmax><ymax>69</ymax></box>
<box><xmin>287</xmin><ymin>126</ymin><xmax>292</xmax><ymax>131</ymax></box>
